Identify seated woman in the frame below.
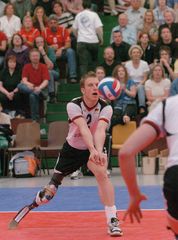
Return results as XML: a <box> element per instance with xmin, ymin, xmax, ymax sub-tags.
<box><xmin>111</xmin><ymin>64</ymin><xmax>137</xmax><ymax>127</ymax></box>
<box><xmin>138</xmin><ymin>32</ymin><xmax>155</xmax><ymax>65</ymax></box>
<box><xmin>0</xmin><ymin>55</ymin><xmax>23</xmax><ymax>114</ymax></box>
<box><xmin>32</xmin><ymin>6</ymin><xmax>48</xmax><ymax>33</ymax></box>
<box><xmin>5</xmin><ymin>33</ymin><xmax>30</xmax><ymax>70</ymax></box>
<box><xmin>145</xmin><ymin>63</ymin><xmax>171</xmax><ymax>112</ymax></box>
<box><xmin>125</xmin><ymin>45</ymin><xmax>150</xmax><ymax>114</ymax></box>
<box><xmin>137</xmin><ymin>9</ymin><xmax>158</xmax><ymax>45</ymax></box>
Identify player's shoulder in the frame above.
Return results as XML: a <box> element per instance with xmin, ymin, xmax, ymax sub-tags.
<box><xmin>165</xmin><ymin>95</ymin><xmax>178</xmax><ymax>107</ymax></box>
<box><xmin>70</xmin><ymin>96</ymin><xmax>83</xmax><ymax>106</ymax></box>
<box><xmin>98</xmin><ymin>98</ymin><xmax>109</xmax><ymax>106</ymax></box>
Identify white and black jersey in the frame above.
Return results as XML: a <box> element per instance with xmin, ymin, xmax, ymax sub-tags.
<box><xmin>142</xmin><ymin>95</ymin><xmax>178</xmax><ymax>168</ymax></box>
<box><xmin>66</xmin><ymin>97</ymin><xmax>113</xmax><ymax>150</ymax></box>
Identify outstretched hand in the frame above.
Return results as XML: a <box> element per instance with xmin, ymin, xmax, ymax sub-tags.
<box><xmin>123</xmin><ymin>193</ymin><xmax>147</xmax><ymax>223</ymax></box>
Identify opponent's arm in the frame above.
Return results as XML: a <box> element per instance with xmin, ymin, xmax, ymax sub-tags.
<box><xmin>119</xmin><ymin>124</ymin><xmax>158</xmax><ymax>223</ymax></box>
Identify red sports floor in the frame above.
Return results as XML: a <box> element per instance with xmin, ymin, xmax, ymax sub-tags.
<box><xmin>1</xmin><ymin>210</ymin><xmax>173</xmax><ymax>240</ymax></box>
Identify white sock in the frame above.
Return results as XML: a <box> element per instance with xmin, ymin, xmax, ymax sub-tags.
<box><xmin>105</xmin><ymin>205</ymin><xmax>117</xmax><ymax>224</ymax></box>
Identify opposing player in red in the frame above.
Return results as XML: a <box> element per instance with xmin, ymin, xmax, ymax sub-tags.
<box><xmin>12</xmin><ymin>71</ymin><xmax>123</xmax><ymax>237</ymax></box>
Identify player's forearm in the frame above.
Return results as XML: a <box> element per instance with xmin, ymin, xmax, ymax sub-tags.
<box><xmin>80</xmin><ymin>127</ymin><xmax>96</xmax><ymax>152</ymax></box>
<box><xmin>94</xmin><ymin>129</ymin><xmax>106</xmax><ymax>153</ymax></box>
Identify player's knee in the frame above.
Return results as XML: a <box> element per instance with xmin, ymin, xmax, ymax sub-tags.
<box><xmin>167</xmin><ymin>213</ymin><xmax>178</xmax><ymax>235</ymax></box>
<box><xmin>35</xmin><ymin>184</ymin><xmax>57</xmax><ymax>206</ymax></box>
<box><xmin>92</xmin><ymin>168</ymin><xmax>108</xmax><ymax>181</ymax></box>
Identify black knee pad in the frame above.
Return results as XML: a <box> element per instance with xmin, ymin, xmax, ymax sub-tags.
<box><xmin>49</xmin><ymin>172</ymin><xmax>64</xmax><ymax>187</ymax></box>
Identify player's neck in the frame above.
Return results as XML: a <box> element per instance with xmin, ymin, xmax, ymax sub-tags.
<box><xmin>83</xmin><ymin>96</ymin><xmax>98</xmax><ymax>109</ymax></box>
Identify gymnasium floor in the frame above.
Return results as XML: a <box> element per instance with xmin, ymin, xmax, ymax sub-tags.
<box><xmin>0</xmin><ymin>168</ymin><xmax>174</xmax><ymax>240</ymax></box>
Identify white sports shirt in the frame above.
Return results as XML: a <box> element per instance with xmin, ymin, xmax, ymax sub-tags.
<box><xmin>66</xmin><ymin>97</ymin><xmax>113</xmax><ymax>150</ymax></box>
<box><xmin>142</xmin><ymin>95</ymin><xmax>178</xmax><ymax>168</ymax></box>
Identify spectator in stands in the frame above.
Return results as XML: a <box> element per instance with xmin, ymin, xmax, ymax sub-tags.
<box><xmin>137</xmin><ymin>9</ymin><xmax>158</xmax><ymax>44</ymax></box>
<box><xmin>145</xmin><ymin>63</ymin><xmax>171</xmax><ymax>111</ymax></box>
<box><xmin>18</xmin><ymin>48</ymin><xmax>49</xmax><ymax>121</ymax></box>
<box><xmin>13</xmin><ymin>0</ymin><xmax>32</xmax><ymax>20</ymax></box>
<box><xmin>111</xmin><ymin>64</ymin><xmax>137</xmax><ymax>127</ymax></box>
<box><xmin>125</xmin><ymin>45</ymin><xmax>150</xmax><ymax>114</ymax></box>
<box><xmin>0</xmin><ymin>29</ymin><xmax>7</xmax><ymax>69</ymax></box>
<box><xmin>5</xmin><ymin>33</ymin><xmax>30</xmax><ymax>70</ymax></box>
<box><xmin>43</xmin><ymin>14</ymin><xmax>77</xmax><ymax>83</ymax></box>
<box><xmin>34</xmin><ymin>36</ymin><xmax>59</xmax><ymax>103</ymax></box>
<box><xmin>153</xmin><ymin>0</ymin><xmax>172</xmax><ymax>26</ymax></box>
<box><xmin>101</xmin><ymin>47</ymin><xmax>120</xmax><ymax>77</ymax></box>
<box><xmin>52</xmin><ymin>1</ymin><xmax>74</xmax><ymax>29</ymax></box>
<box><xmin>19</xmin><ymin>15</ymin><xmax>40</xmax><ymax>48</ymax></box>
<box><xmin>72</xmin><ymin>0</ymin><xmax>103</xmax><ymax>78</ymax></box>
<box><xmin>95</xmin><ymin>66</ymin><xmax>106</xmax><ymax>81</ymax></box>
<box><xmin>125</xmin><ymin>0</ymin><xmax>146</xmax><ymax>33</ymax></box>
<box><xmin>52</xmin><ymin>1</ymin><xmax>76</xmax><ymax>50</ymax></box>
<box><xmin>111</xmin><ymin>30</ymin><xmax>130</xmax><ymax>64</ymax></box>
<box><xmin>159</xmin><ymin>9</ymin><xmax>178</xmax><ymax>42</ymax></box>
<box><xmin>110</xmin><ymin>13</ymin><xmax>137</xmax><ymax>45</ymax></box>
<box><xmin>0</xmin><ymin>55</ymin><xmax>22</xmax><ymax>113</ymax></box>
<box><xmin>33</xmin><ymin>0</ymin><xmax>55</xmax><ymax>16</ymax></box>
<box><xmin>158</xmin><ymin>46</ymin><xmax>176</xmax><ymax>80</ymax></box>
<box><xmin>138</xmin><ymin>32</ymin><xmax>155</xmax><ymax>65</ymax></box>
<box><xmin>154</xmin><ymin>26</ymin><xmax>178</xmax><ymax>60</ymax></box>
<box><xmin>0</xmin><ymin>3</ymin><xmax>21</xmax><ymax>42</ymax></box>
<box><xmin>0</xmin><ymin>1</ymin><xmax>6</xmax><ymax>17</ymax></box>
<box><xmin>59</xmin><ymin>0</ymin><xmax>83</xmax><ymax>15</ymax></box>
<box><xmin>32</xmin><ymin>6</ymin><xmax>48</xmax><ymax>33</ymax></box>
<box><xmin>170</xmin><ymin>77</ymin><xmax>178</xmax><ymax>96</ymax></box>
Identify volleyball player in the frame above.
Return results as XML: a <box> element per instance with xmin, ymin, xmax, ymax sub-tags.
<box><xmin>35</xmin><ymin>71</ymin><xmax>123</xmax><ymax>237</ymax></box>
<box><xmin>119</xmin><ymin>95</ymin><xmax>178</xmax><ymax>240</ymax></box>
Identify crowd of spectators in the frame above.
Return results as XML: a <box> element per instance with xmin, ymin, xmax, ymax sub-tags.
<box><xmin>0</xmin><ymin>0</ymin><xmax>177</xmax><ymax>125</ymax></box>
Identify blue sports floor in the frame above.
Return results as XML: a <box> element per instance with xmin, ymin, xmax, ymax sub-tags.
<box><xmin>0</xmin><ymin>186</ymin><xmax>164</xmax><ymax>212</ymax></box>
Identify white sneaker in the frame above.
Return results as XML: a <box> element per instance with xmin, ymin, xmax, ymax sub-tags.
<box><xmin>70</xmin><ymin>170</ymin><xmax>83</xmax><ymax>180</ymax></box>
<box><xmin>108</xmin><ymin>218</ymin><xmax>123</xmax><ymax>236</ymax></box>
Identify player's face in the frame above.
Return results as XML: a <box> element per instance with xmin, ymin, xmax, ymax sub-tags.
<box><xmin>82</xmin><ymin>77</ymin><xmax>99</xmax><ymax>102</ymax></box>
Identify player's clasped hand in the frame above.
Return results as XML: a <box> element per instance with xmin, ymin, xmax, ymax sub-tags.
<box><xmin>123</xmin><ymin>193</ymin><xmax>147</xmax><ymax>223</ymax></box>
<box><xmin>89</xmin><ymin>149</ymin><xmax>107</xmax><ymax>166</ymax></box>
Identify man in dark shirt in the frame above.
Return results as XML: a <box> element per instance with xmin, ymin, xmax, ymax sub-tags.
<box><xmin>111</xmin><ymin>30</ymin><xmax>130</xmax><ymax>64</ymax></box>
<box><xmin>100</xmin><ymin>47</ymin><xmax>120</xmax><ymax>77</ymax></box>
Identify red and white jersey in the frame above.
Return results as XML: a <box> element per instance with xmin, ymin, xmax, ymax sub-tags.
<box><xmin>142</xmin><ymin>95</ymin><xmax>178</xmax><ymax>169</ymax></box>
<box><xmin>66</xmin><ymin>97</ymin><xmax>113</xmax><ymax>150</ymax></box>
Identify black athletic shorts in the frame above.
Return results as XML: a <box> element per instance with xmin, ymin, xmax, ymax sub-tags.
<box><xmin>55</xmin><ymin>141</ymin><xmax>90</xmax><ymax>176</ymax></box>
<box><xmin>163</xmin><ymin>165</ymin><xmax>178</xmax><ymax>219</ymax></box>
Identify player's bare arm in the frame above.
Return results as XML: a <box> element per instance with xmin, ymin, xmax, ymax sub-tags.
<box><xmin>94</xmin><ymin>120</ymin><xmax>108</xmax><ymax>166</ymax></box>
<box><xmin>73</xmin><ymin>117</ymin><xmax>99</xmax><ymax>164</ymax></box>
<box><xmin>119</xmin><ymin>124</ymin><xmax>158</xmax><ymax>223</ymax></box>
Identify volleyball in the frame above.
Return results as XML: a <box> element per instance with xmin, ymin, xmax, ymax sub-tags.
<box><xmin>98</xmin><ymin>77</ymin><xmax>121</xmax><ymax>100</ymax></box>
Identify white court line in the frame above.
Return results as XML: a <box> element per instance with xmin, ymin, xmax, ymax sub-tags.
<box><xmin>0</xmin><ymin>209</ymin><xmax>165</xmax><ymax>213</ymax></box>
